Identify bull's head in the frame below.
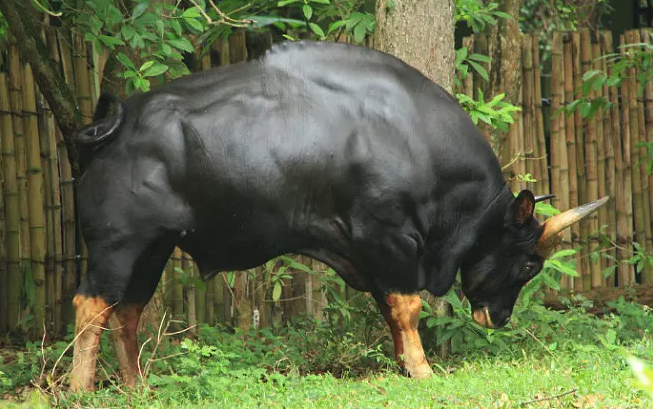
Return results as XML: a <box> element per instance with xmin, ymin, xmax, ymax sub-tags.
<box><xmin>461</xmin><ymin>190</ymin><xmax>609</xmax><ymax>329</ymax></box>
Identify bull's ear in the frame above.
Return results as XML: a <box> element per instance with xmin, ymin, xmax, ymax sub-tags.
<box><xmin>507</xmin><ymin>190</ymin><xmax>536</xmax><ymax>226</ymax></box>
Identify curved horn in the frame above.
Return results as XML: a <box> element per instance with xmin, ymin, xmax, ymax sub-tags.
<box><xmin>535</xmin><ymin>196</ymin><xmax>610</xmax><ymax>258</ymax></box>
<box><xmin>534</xmin><ymin>194</ymin><xmax>555</xmax><ymax>203</ymax></box>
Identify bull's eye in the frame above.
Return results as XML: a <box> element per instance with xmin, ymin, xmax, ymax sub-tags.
<box><xmin>523</xmin><ymin>261</ymin><xmax>538</xmax><ymax>276</ymax></box>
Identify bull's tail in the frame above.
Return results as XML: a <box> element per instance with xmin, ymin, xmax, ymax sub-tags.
<box><xmin>74</xmin><ymin>92</ymin><xmax>124</xmax><ymax>147</ymax></box>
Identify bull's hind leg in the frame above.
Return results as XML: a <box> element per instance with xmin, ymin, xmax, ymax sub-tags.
<box><xmin>109</xmin><ymin>238</ymin><xmax>174</xmax><ymax>388</ymax></box>
<box><xmin>373</xmin><ymin>292</ymin><xmax>433</xmax><ymax>380</ymax></box>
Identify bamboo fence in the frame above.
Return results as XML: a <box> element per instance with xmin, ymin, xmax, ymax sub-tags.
<box><xmin>0</xmin><ymin>26</ymin><xmax>652</xmax><ymax>339</ymax></box>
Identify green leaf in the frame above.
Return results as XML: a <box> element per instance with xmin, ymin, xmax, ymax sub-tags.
<box><xmin>272</xmin><ymin>282</ymin><xmax>282</xmax><ymax>301</ymax></box>
<box><xmin>310</xmin><ymin>0</ymin><xmax>330</xmax><ymax>3</ymax></box>
<box><xmin>182</xmin><ymin>7</ymin><xmax>201</xmax><ymax>19</ymax></box>
<box><xmin>139</xmin><ymin>60</ymin><xmax>154</xmax><ymax>72</ymax></box>
<box><xmin>131</xmin><ymin>2</ymin><xmax>149</xmax><ymax>20</ymax></box>
<box><xmin>98</xmin><ymin>35</ymin><xmax>125</xmax><ymax>47</ymax></box>
<box><xmin>168</xmin><ymin>38</ymin><xmax>195</xmax><ymax>53</ymax></box>
<box><xmin>277</xmin><ymin>0</ymin><xmax>299</xmax><ymax>6</ymax></box>
<box><xmin>116</xmin><ymin>52</ymin><xmax>136</xmax><ymax>70</ymax></box>
<box><xmin>308</xmin><ymin>22</ymin><xmax>325</xmax><ymax>38</ymax></box>
<box><xmin>185</xmin><ymin>17</ymin><xmax>204</xmax><ymax>32</ymax></box>
<box><xmin>353</xmin><ymin>23</ymin><xmax>366</xmax><ymax>43</ymax></box>
<box><xmin>327</xmin><ymin>19</ymin><xmax>347</xmax><ymax>34</ymax></box>
<box><xmin>302</xmin><ymin>4</ymin><xmax>313</xmax><ymax>20</ymax></box>
<box><xmin>469</xmin><ymin>53</ymin><xmax>491</xmax><ymax>63</ymax></box>
<box><xmin>540</xmin><ymin>272</ymin><xmax>561</xmax><ymax>291</ymax></box>
<box><xmin>121</xmin><ymin>25</ymin><xmax>136</xmax><ymax>40</ymax></box>
<box><xmin>143</xmin><ymin>63</ymin><xmax>169</xmax><ymax>77</ymax></box>
<box><xmin>468</xmin><ymin>60</ymin><xmax>488</xmax><ymax>81</ymax></box>
<box><xmin>170</xmin><ymin>19</ymin><xmax>182</xmax><ymax>36</ymax></box>
<box><xmin>549</xmin><ymin>249</ymin><xmax>577</xmax><ymax>259</ymax></box>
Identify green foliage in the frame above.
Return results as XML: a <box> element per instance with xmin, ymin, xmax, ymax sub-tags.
<box><xmin>453</xmin><ymin>1</ymin><xmax>521</xmax><ymax>139</ymax></box>
<box><xmin>455</xmin><ymin>0</ymin><xmax>511</xmax><ymax>34</ymax></box>
<box><xmin>456</xmin><ymin>90</ymin><xmax>521</xmax><ymax>133</ymax></box>
<box><xmin>518</xmin><ymin>0</ymin><xmax>613</xmax><ymax>63</ymax></box>
<box><xmin>3</xmin><ymin>296</ymin><xmax>653</xmax><ymax>408</ymax></box>
<box><xmin>35</xmin><ymin>0</ymin><xmax>372</xmax><ymax>95</ymax></box>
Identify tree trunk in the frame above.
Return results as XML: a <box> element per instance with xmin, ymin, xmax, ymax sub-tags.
<box><xmin>0</xmin><ymin>0</ymin><xmax>82</xmax><ymax>176</ymax></box>
<box><xmin>476</xmin><ymin>0</ymin><xmax>523</xmax><ymax>170</ymax></box>
<box><xmin>374</xmin><ymin>0</ymin><xmax>455</xmax><ymax>359</ymax></box>
<box><xmin>374</xmin><ymin>0</ymin><xmax>455</xmax><ymax>91</ymax></box>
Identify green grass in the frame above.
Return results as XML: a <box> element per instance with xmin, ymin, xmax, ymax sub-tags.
<box><xmin>1</xmin><ymin>296</ymin><xmax>653</xmax><ymax>408</ymax></box>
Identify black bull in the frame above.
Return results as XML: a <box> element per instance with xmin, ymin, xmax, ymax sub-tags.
<box><xmin>69</xmin><ymin>40</ymin><xmax>608</xmax><ymax>391</ymax></box>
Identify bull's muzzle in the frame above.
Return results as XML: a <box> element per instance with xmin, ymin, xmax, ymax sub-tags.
<box><xmin>472</xmin><ymin>307</ymin><xmax>495</xmax><ymax>328</ymax></box>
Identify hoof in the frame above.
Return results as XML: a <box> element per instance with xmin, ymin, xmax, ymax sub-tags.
<box><xmin>407</xmin><ymin>364</ymin><xmax>433</xmax><ymax>380</ymax></box>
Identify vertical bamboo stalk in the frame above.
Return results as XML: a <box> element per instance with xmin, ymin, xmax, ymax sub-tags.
<box><xmin>551</xmin><ymin>32</ymin><xmax>571</xmax><ymax>291</ymax></box>
<box><xmin>618</xmin><ymin>34</ymin><xmax>635</xmax><ymax>286</ymax></box>
<box><xmin>583</xmin><ymin>40</ymin><xmax>601</xmax><ymax>289</ymax></box>
<box><xmin>625</xmin><ymin>30</ymin><xmax>649</xmax><ymax>284</ymax></box>
<box><xmin>593</xmin><ymin>42</ymin><xmax>608</xmax><ymax>287</ymax></box>
<box><xmin>577</xmin><ymin>29</ymin><xmax>592</xmax><ymax>290</ymax></box>
<box><xmin>0</xmin><ymin>138</ymin><xmax>5</xmax><ymax>334</ymax></box>
<box><xmin>522</xmin><ymin>36</ymin><xmax>535</xmax><ymax>190</ymax></box>
<box><xmin>37</xmin><ymin>88</ymin><xmax>55</xmax><ymax>336</ymax></box>
<box><xmin>633</xmin><ymin>31</ymin><xmax>653</xmax><ymax>285</ymax></box>
<box><xmin>171</xmin><ymin>247</ymin><xmax>184</xmax><ymax>328</ymax></box>
<box><xmin>644</xmin><ymin>29</ymin><xmax>653</xmax><ymax>285</ymax></box>
<box><xmin>600</xmin><ymin>32</ymin><xmax>617</xmax><ymax>288</ymax></box>
<box><xmin>57</xmin><ymin>31</ymin><xmax>79</xmax><ymax>325</ymax></box>
<box><xmin>45</xmin><ymin>27</ymin><xmax>64</xmax><ymax>335</ymax></box>
<box><xmin>22</xmin><ymin>63</ymin><xmax>47</xmax><ymax>338</ymax></box>
<box><xmin>9</xmin><ymin>44</ymin><xmax>32</xmax><ymax>315</ymax></box>
<box><xmin>73</xmin><ymin>32</ymin><xmax>92</xmax><ymax>279</ymax></box>
<box><xmin>533</xmin><ymin>34</ymin><xmax>550</xmax><ymax>197</ymax></box>
<box><xmin>182</xmin><ymin>252</ymin><xmax>196</xmax><ymax>336</ymax></box>
<box><xmin>564</xmin><ymin>34</ymin><xmax>580</xmax><ymax>291</ymax></box>
<box><xmin>38</xmin><ymin>28</ymin><xmax>55</xmax><ymax>336</ymax></box>
<box><xmin>0</xmin><ymin>74</ymin><xmax>21</xmax><ymax>332</ymax></box>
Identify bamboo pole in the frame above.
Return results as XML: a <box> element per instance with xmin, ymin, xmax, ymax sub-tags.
<box><xmin>36</xmin><ymin>88</ymin><xmax>55</xmax><ymax>336</ymax></box>
<box><xmin>593</xmin><ymin>41</ymin><xmax>608</xmax><ymax>288</ymax></box>
<box><xmin>171</xmin><ymin>247</ymin><xmax>184</xmax><ymax>328</ymax></box>
<box><xmin>57</xmin><ymin>30</ymin><xmax>79</xmax><ymax>325</ymax></box>
<box><xmin>618</xmin><ymin>34</ymin><xmax>635</xmax><ymax>286</ymax></box>
<box><xmin>45</xmin><ymin>27</ymin><xmax>64</xmax><ymax>335</ymax></box>
<box><xmin>9</xmin><ymin>44</ymin><xmax>32</xmax><ymax>312</ymax></box>
<box><xmin>551</xmin><ymin>32</ymin><xmax>571</xmax><ymax>291</ymax></box>
<box><xmin>73</xmin><ymin>32</ymin><xmax>92</xmax><ymax>279</ymax></box>
<box><xmin>564</xmin><ymin>34</ymin><xmax>580</xmax><ymax>291</ymax></box>
<box><xmin>625</xmin><ymin>30</ymin><xmax>650</xmax><ymax>284</ymax></box>
<box><xmin>0</xmin><ymin>139</ymin><xmax>5</xmax><ymax>334</ymax></box>
<box><xmin>577</xmin><ymin>29</ymin><xmax>592</xmax><ymax>291</ymax></box>
<box><xmin>0</xmin><ymin>74</ymin><xmax>21</xmax><ymax>332</ymax></box>
<box><xmin>584</xmin><ymin>39</ymin><xmax>601</xmax><ymax>289</ymax></box>
<box><xmin>37</xmin><ymin>27</ymin><xmax>55</xmax><ymax>336</ymax></box>
<box><xmin>644</xmin><ymin>29</ymin><xmax>653</xmax><ymax>285</ymax></box>
<box><xmin>533</xmin><ymin>34</ymin><xmax>550</xmax><ymax>197</ymax></box>
<box><xmin>600</xmin><ymin>32</ymin><xmax>617</xmax><ymax>288</ymax></box>
<box><xmin>633</xmin><ymin>31</ymin><xmax>653</xmax><ymax>285</ymax></box>
<box><xmin>182</xmin><ymin>252</ymin><xmax>196</xmax><ymax>336</ymax></box>
<box><xmin>22</xmin><ymin>62</ymin><xmax>47</xmax><ymax>338</ymax></box>
<box><xmin>522</xmin><ymin>36</ymin><xmax>535</xmax><ymax>191</ymax></box>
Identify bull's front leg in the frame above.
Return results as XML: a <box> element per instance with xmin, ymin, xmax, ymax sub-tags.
<box><xmin>373</xmin><ymin>293</ymin><xmax>433</xmax><ymax>379</ymax></box>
